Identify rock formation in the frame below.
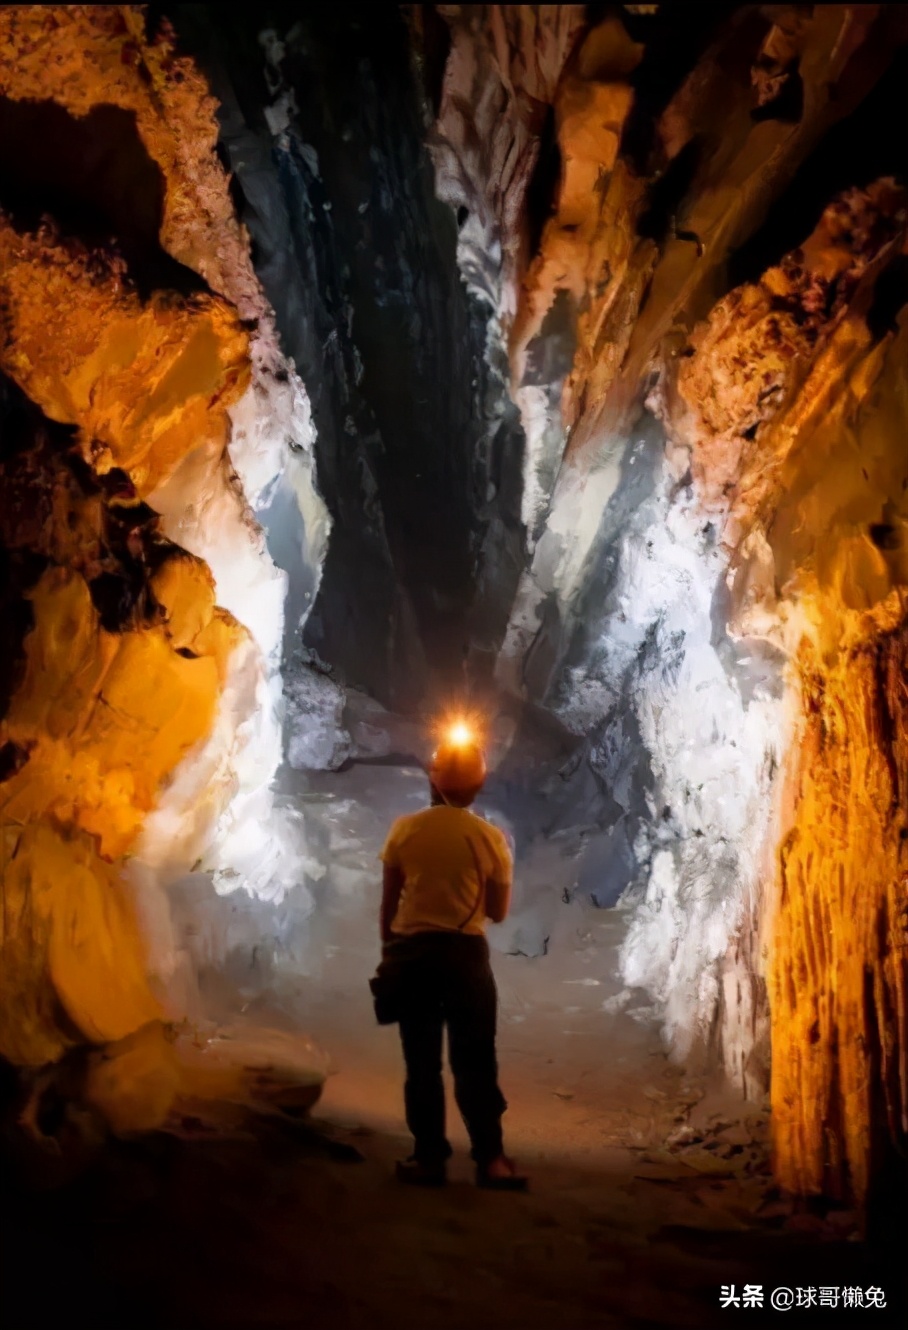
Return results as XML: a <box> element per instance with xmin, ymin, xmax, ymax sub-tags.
<box><xmin>425</xmin><ymin>3</ymin><xmax>907</xmax><ymax>1212</ymax></box>
<box><xmin>0</xmin><ymin>3</ymin><xmax>905</xmax><ymax>1218</ymax></box>
<box><xmin>0</xmin><ymin>5</ymin><xmax>326</xmax><ymax>1126</ymax></box>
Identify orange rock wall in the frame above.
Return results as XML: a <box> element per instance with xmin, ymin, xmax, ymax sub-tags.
<box><xmin>521</xmin><ymin>5</ymin><xmax>902</xmax><ymax>455</ymax></box>
<box><xmin>432</xmin><ymin>4</ymin><xmax>908</xmax><ymax>1209</ymax></box>
<box><xmin>0</xmin><ymin>224</ymin><xmax>250</xmax><ymax>491</ymax></box>
<box><xmin>659</xmin><ymin>185</ymin><xmax>908</xmax><ymax>1209</ymax></box>
<box><xmin>0</xmin><ymin>4</ymin><xmax>264</xmax><ymax>317</ymax></box>
<box><xmin>763</xmin><ymin>316</ymin><xmax>907</xmax><ymax>1205</ymax></box>
<box><xmin>0</xmin><ymin>7</ymin><xmax>258</xmax><ymax>1084</ymax></box>
<box><xmin>772</xmin><ymin>627</ymin><xmax>908</xmax><ymax>1204</ymax></box>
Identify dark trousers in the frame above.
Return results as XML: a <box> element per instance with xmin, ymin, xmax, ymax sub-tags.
<box><xmin>389</xmin><ymin>932</ymin><xmax>507</xmax><ymax>1167</ymax></box>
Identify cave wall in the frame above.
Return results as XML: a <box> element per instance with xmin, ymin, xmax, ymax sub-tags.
<box><xmin>0</xmin><ymin>6</ymin><xmax>325</xmax><ymax>1110</ymax></box>
<box><xmin>772</xmin><ymin>623</ymin><xmax>908</xmax><ymax>1212</ymax></box>
<box><xmin>168</xmin><ymin>2</ymin><xmax>527</xmax><ymax>709</ymax></box>
<box><xmin>663</xmin><ymin>177</ymin><xmax>908</xmax><ymax>1207</ymax></box>
<box><xmin>424</xmin><ymin>2</ymin><xmax>908</xmax><ymax>1205</ymax></box>
<box><xmin>756</xmin><ymin>308</ymin><xmax>908</xmax><ymax>1208</ymax></box>
<box><xmin>0</xmin><ymin>1</ymin><xmax>904</xmax><ymax>1212</ymax></box>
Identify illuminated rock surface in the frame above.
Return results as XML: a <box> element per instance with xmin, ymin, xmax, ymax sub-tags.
<box><xmin>427</xmin><ymin>2</ymin><xmax>907</xmax><ymax>1212</ymax></box>
<box><xmin>0</xmin><ymin>6</ymin><xmax>327</xmax><ymax>1127</ymax></box>
<box><xmin>0</xmin><ymin>4</ymin><xmax>905</xmax><ymax>1281</ymax></box>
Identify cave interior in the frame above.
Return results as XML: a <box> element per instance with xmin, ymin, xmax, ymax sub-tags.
<box><xmin>0</xmin><ymin>4</ymin><xmax>906</xmax><ymax>1328</ymax></box>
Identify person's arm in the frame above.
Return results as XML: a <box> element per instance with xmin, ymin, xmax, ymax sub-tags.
<box><xmin>380</xmin><ymin>863</ymin><xmax>405</xmax><ymax>942</ymax></box>
<box><xmin>485</xmin><ymin>876</ymin><xmax>511</xmax><ymax>924</ymax></box>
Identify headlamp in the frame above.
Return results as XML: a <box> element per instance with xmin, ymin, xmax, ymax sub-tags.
<box><xmin>447</xmin><ymin>721</ymin><xmax>472</xmax><ymax>747</ymax></box>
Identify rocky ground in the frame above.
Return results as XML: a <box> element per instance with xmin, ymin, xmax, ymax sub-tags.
<box><xmin>3</xmin><ymin>1084</ymin><xmax>903</xmax><ymax>1330</ymax></box>
<box><xmin>2</xmin><ymin>760</ymin><xmax>905</xmax><ymax>1328</ymax></box>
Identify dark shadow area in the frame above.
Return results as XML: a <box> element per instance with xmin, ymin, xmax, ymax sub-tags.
<box><xmin>727</xmin><ymin>48</ymin><xmax>908</xmax><ymax>290</ymax></box>
<box><xmin>750</xmin><ymin>61</ymin><xmax>803</xmax><ymax>125</ymax></box>
<box><xmin>867</xmin><ymin>254</ymin><xmax>908</xmax><ymax>343</ymax></box>
<box><xmin>0</xmin><ymin>97</ymin><xmax>208</xmax><ymax>299</ymax></box>
<box><xmin>619</xmin><ymin>2</ymin><xmax>752</xmax><ymax>172</ymax></box>
<box><xmin>168</xmin><ymin>3</ymin><xmax>526</xmax><ymax>710</ymax></box>
<box><xmin>0</xmin><ymin>374</ymin><xmax>64</xmax><ymax>717</ymax></box>
<box><xmin>522</xmin><ymin>289</ymin><xmax>577</xmax><ymax>391</ymax></box>
<box><xmin>411</xmin><ymin>2</ymin><xmax>452</xmax><ymax>121</ymax></box>
<box><xmin>637</xmin><ymin>137</ymin><xmax>705</xmax><ymax>244</ymax></box>
<box><xmin>0</xmin><ymin>374</ymin><xmax>169</xmax><ymax>674</ymax></box>
<box><xmin>524</xmin><ymin>103</ymin><xmax>561</xmax><ymax>260</ymax></box>
<box><xmin>0</xmin><ymin>543</ymin><xmax>37</xmax><ymax>722</ymax></box>
<box><xmin>2</xmin><ymin>1117</ymin><xmax>906</xmax><ymax>1330</ymax></box>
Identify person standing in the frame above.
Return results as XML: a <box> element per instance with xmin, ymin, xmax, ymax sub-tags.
<box><xmin>374</xmin><ymin>730</ymin><xmax>527</xmax><ymax>1189</ymax></box>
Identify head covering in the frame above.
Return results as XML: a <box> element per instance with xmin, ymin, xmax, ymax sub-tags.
<box><xmin>429</xmin><ymin>737</ymin><xmax>487</xmax><ymax>801</ymax></box>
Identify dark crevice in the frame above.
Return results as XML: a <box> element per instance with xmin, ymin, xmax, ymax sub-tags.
<box><xmin>727</xmin><ymin>49</ymin><xmax>908</xmax><ymax>290</ymax></box>
<box><xmin>620</xmin><ymin>3</ymin><xmax>750</xmax><ymax>172</ymax></box>
<box><xmin>0</xmin><ymin>374</ymin><xmax>61</xmax><ymax>717</ymax></box>
<box><xmin>168</xmin><ymin>2</ymin><xmax>526</xmax><ymax>708</ymax></box>
<box><xmin>868</xmin><ymin>522</ymin><xmax>900</xmax><ymax>552</ymax></box>
<box><xmin>143</xmin><ymin>3</ymin><xmax>171</xmax><ymax>44</ymax></box>
<box><xmin>866</xmin><ymin>255</ymin><xmax>908</xmax><ymax>342</ymax></box>
<box><xmin>750</xmin><ymin>61</ymin><xmax>803</xmax><ymax>125</ymax></box>
<box><xmin>0</xmin><ymin>554</ymin><xmax>36</xmax><ymax>721</ymax></box>
<box><xmin>525</xmin><ymin>104</ymin><xmax>561</xmax><ymax>261</ymax></box>
<box><xmin>0</xmin><ymin>739</ymin><xmax>29</xmax><ymax>783</ymax></box>
<box><xmin>0</xmin><ymin>97</ymin><xmax>208</xmax><ymax>300</ymax></box>
<box><xmin>637</xmin><ymin>136</ymin><xmax>705</xmax><ymax>244</ymax></box>
<box><xmin>88</xmin><ymin>570</ymin><xmax>153</xmax><ymax>634</ymax></box>
<box><xmin>411</xmin><ymin>3</ymin><xmax>452</xmax><ymax>121</ymax></box>
<box><xmin>0</xmin><ymin>372</ymin><xmax>171</xmax><ymax>682</ymax></box>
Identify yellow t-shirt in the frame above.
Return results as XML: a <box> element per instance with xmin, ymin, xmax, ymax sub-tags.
<box><xmin>380</xmin><ymin>805</ymin><xmax>513</xmax><ymax>937</ymax></box>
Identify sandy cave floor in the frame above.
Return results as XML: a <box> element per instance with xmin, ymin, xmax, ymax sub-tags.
<box><xmin>3</xmin><ymin>762</ymin><xmax>906</xmax><ymax>1329</ymax></box>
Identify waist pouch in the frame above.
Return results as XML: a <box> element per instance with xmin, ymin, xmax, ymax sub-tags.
<box><xmin>369</xmin><ymin>971</ymin><xmax>403</xmax><ymax>1026</ymax></box>
<box><xmin>369</xmin><ymin>932</ymin><xmax>489</xmax><ymax>1026</ymax></box>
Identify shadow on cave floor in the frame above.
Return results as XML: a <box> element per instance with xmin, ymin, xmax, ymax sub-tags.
<box><xmin>48</xmin><ymin>761</ymin><xmax>897</xmax><ymax>1329</ymax></box>
<box><xmin>3</xmin><ymin>772</ymin><xmax>904</xmax><ymax>1329</ymax></box>
<box><xmin>2</xmin><ymin>1102</ymin><xmax>905</xmax><ymax>1330</ymax></box>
